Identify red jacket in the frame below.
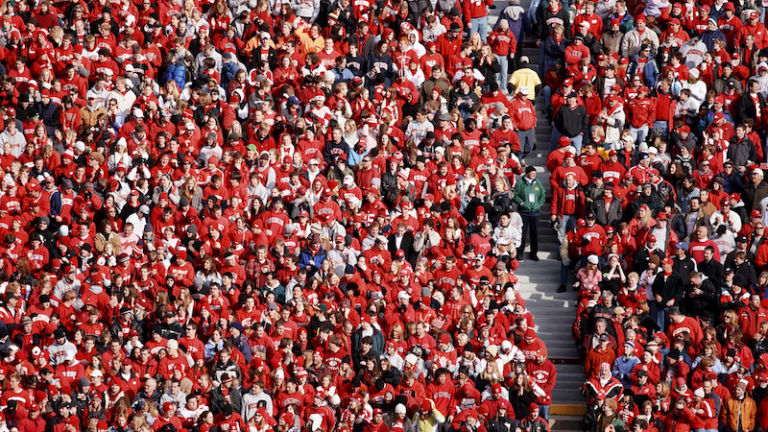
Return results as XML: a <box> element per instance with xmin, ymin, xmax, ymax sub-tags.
<box><xmin>487</xmin><ymin>28</ymin><xmax>516</xmax><ymax>56</ymax></box>
<box><xmin>551</xmin><ymin>185</ymin><xmax>586</xmax><ymax>218</ymax></box>
<box><xmin>510</xmin><ymin>96</ymin><xmax>536</xmax><ymax>130</ymax></box>
<box><xmin>462</xmin><ymin>0</ymin><xmax>493</xmax><ymax>20</ymax></box>
<box><xmin>626</xmin><ymin>96</ymin><xmax>656</xmax><ymax>128</ymax></box>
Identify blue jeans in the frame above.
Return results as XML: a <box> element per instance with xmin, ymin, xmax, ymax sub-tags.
<box><xmin>539</xmin><ymin>405</ymin><xmax>550</xmax><ymax>421</ymax></box>
<box><xmin>557</xmin><ymin>214</ymin><xmax>577</xmax><ymax>244</ymax></box>
<box><xmin>652</xmin><ymin>120</ymin><xmax>668</xmax><ymax>136</ymax></box>
<box><xmin>550</xmin><ymin>122</ymin><xmax>561</xmax><ymax>150</ymax></box>
<box><xmin>494</xmin><ymin>53</ymin><xmax>509</xmax><ymax>91</ymax></box>
<box><xmin>542</xmin><ymin>86</ymin><xmax>552</xmax><ymax>107</ymax></box>
<box><xmin>630</xmin><ymin>124</ymin><xmax>649</xmax><ymax>145</ymax></box>
<box><xmin>569</xmin><ymin>133</ymin><xmax>583</xmax><ymax>154</ymax></box>
<box><xmin>470</xmin><ymin>16</ymin><xmax>490</xmax><ymax>42</ymax></box>
<box><xmin>517</xmin><ymin>128</ymin><xmax>535</xmax><ymax>160</ymax></box>
<box><xmin>651</xmin><ymin>301</ymin><xmax>667</xmax><ymax>330</ymax></box>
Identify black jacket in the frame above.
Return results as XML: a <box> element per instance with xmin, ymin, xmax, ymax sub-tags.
<box><xmin>736</xmin><ymin>91</ymin><xmax>767</xmax><ymax>124</ymax></box>
<box><xmin>652</xmin><ymin>272</ymin><xmax>684</xmax><ymax>305</ymax></box>
<box><xmin>554</xmin><ymin>104</ymin><xmax>588</xmax><ymax>137</ymax></box>
<box><xmin>698</xmin><ymin>258</ymin><xmax>725</xmax><ymax>288</ymax></box>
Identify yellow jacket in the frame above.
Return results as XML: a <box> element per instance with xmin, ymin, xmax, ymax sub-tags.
<box><xmin>296</xmin><ymin>26</ymin><xmax>324</xmax><ymax>54</ymax></box>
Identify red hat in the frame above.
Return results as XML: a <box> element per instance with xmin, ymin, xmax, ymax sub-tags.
<box><xmin>491</xmin><ymin>383</ymin><xmax>502</xmax><ymax>393</ymax></box>
<box><xmin>635</xmin><ymin>14</ymin><xmax>646</xmax><ymax>23</ymax></box>
<box><xmin>647</xmin><ymin>235</ymin><xmax>657</xmax><ymax>243</ymax></box>
<box><xmin>163</xmin><ymin>402</ymin><xmax>174</xmax><ymax>412</ymax></box>
<box><xmin>610</xmin><ymin>18</ymin><xmax>620</xmax><ymax>26</ymax></box>
<box><xmin>752</xmin><ymin>210</ymin><xmax>762</xmax><ymax>217</ymax></box>
<box><xmin>669</xmin><ymin>18</ymin><xmax>681</xmax><ymax>25</ymax></box>
<box><xmin>724</xmin><ymin>2</ymin><xmax>735</xmax><ymax>10</ymax></box>
<box><xmin>563</xmin><ymin>78</ymin><xmax>574</xmax><ymax>86</ymax></box>
<box><xmin>395</xmin><ymin>249</ymin><xmax>405</xmax><ymax>259</ymax></box>
<box><xmin>29</xmin><ymin>403</ymin><xmax>40</xmax><ymax>411</ymax></box>
<box><xmin>373</xmin><ymin>408</ymin><xmax>383</xmax><ymax>415</ymax></box>
<box><xmin>438</xmin><ymin>333</ymin><xmax>452</xmax><ymax>344</ymax></box>
<box><xmin>529</xmin><ymin>402</ymin><xmax>539</xmax><ymax>412</ymax></box>
<box><xmin>608</xmin><ymin>150</ymin><xmax>618</xmax><ymax>156</ymax></box>
<box><xmin>678</xmin><ymin>125</ymin><xmax>691</xmax><ymax>133</ymax></box>
<box><xmin>676</xmin><ymin>377</ymin><xmax>687</xmax><ymax>388</ymax></box>
<box><xmin>701</xmin><ymin>4</ymin><xmax>710</xmax><ymax>12</ymax></box>
<box><xmin>656</xmin><ymin>212</ymin><xmax>667</xmax><ymax>220</ymax></box>
<box><xmin>662</xmin><ymin>258</ymin><xmax>674</xmax><ymax>266</ymax></box>
<box><xmin>525</xmin><ymin>328</ymin><xmax>537</xmax><ymax>338</ymax></box>
<box><xmin>421</xmin><ymin>401</ymin><xmax>432</xmax><ymax>412</ymax></box>
<box><xmin>558</xmin><ymin>136</ymin><xmax>571</xmax><ymax>147</ymax></box>
<box><xmin>730</xmin><ymin>193</ymin><xmax>741</xmax><ymax>201</ymax></box>
<box><xmin>176</xmin><ymin>248</ymin><xmax>187</xmax><ymax>260</ymax></box>
<box><xmin>751</xmin><ymin>10</ymin><xmax>760</xmax><ymax>18</ymax></box>
<box><xmin>393</xmin><ymin>151</ymin><xmax>404</xmax><ymax>161</ymax></box>
<box><xmin>715</xmin><ymin>94</ymin><xmax>726</xmax><ymax>104</ymax></box>
<box><xmin>323</xmin><ymin>187</ymin><xmax>332</xmax><ymax>196</ymax></box>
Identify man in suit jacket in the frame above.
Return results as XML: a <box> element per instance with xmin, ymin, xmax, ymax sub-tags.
<box><xmin>591</xmin><ymin>185</ymin><xmax>623</xmax><ymax>228</ymax></box>
<box><xmin>389</xmin><ymin>222</ymin><xmax>416</xmax><ymax>266</ymax></box>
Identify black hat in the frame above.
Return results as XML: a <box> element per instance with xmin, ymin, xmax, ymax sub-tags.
<box><xmin>449</xmin><ymin>22</ymin><xmax>461</xmax><ymax>32</ymax></box>
<box><xmin>54</xmin><ymin>328</ymin><xmax>67</xmax><ymax>339</ymax></box>
<box><xmin>525</xmin><ymin>166</ymin><xmax>536</xmax><ymax>174</ymax></box>
<box><xmin>667</xmin><ymin>348</ymin><xmax>681</xmax><ymax>360</ymax></box>
<box><xmin>737</xmin><ymin>235</ymin><xmax>749</xmax><ymax>243</ymax></box>
<box><xmin>586</xmin><ymin>211</ymin><xmax>596</xmax><ymax>219</ymax></box>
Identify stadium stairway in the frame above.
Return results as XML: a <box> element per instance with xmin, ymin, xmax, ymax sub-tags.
<box><xmin>487</xmin><ymin>0</ymin><xmax>587</xmax><ymax>421</ymax></box>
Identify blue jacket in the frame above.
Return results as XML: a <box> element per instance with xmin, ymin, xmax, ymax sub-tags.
<box><xmin>299</xmin><ymin>247</ymin><xmax>326</xmax><ymax>276</ymax></box>
<box><xmin>220</xmin><ymin>61</ymin><xmax>239</xmax><ymax>90</ymax></box>
<box><xmin>163</xmin><ymin>61</ymin><xmax>187</xmax><ymax>91</ymax></box>
<box><xmin>628</xmin><ymin>55</ymin><xmax>659</xmax><ymax>88</ymax></box>
<box><xmin>612</xmin><ymin>355</ymin><xmax>640</xmax><ymax>388</ymax></box>
<box><xmin>702</xmin><ymin>29</ymin><xmax>727</xmax><ymax>51</ymax></box>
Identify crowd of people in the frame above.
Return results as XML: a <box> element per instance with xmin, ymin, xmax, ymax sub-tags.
<box><xmin>0</xmin><ymin>0</ymin><xmax>565</xmax><ymax>431</ymax></box>
<box><xmin>2</xmin><ymin>0</ymin><xmax>768</xmax><ymax>429</ymax></box>
<box><xmin>540</xmin><ymin>0</ymin><xmax>768</xmax><ymax>430</ymax></box>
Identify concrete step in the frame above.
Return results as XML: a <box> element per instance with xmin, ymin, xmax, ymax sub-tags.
<box><xmin>490</xmin><ymin>0</ymin><xmax>584</xmax><ymax>413</ymax></box>
<box><xmin>551</xmin><ymin>415</ymin><xmax>585</xmax><ymax>430</ymax></box>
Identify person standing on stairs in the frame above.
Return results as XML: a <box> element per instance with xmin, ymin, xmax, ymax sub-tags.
<box><xmin>513</xmin><ymin>166</ymin><xmax>546</xmax><ymax>261</ymax></box>
<box><xmin>510</xmin><ymin>87</ymin><xmax>537</xmax><ymax>162</ymax></box>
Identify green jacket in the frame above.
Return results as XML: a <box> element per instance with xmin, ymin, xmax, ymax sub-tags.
<box><xmin>513</xmin><ymin>177</ymin><xmax>546</xmax><ymax>214</ymax></box>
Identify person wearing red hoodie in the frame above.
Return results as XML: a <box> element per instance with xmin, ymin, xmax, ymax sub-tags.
<box><xmin>17</xmin><ymin>403</ymin><xmax>45</xmax><ymax>432</ymax></box>
<box><xmin>526</xmin><ymin>353</ymin><xmax>557</xmax><ymax>419</ymax></box>
<box><xmin>518</xmin><ymin>329</ymin><xmax>547</xmax><ymax>364</ymax></box>
<box><xmin>509</xmin><ymin>88</ymin><xmax>537</xmax><ymax>160</ymax></box>
<box><xmin>426</xmin><ymin>368</ymin><xmax>455</xmax><ymax>417</ymax></box>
